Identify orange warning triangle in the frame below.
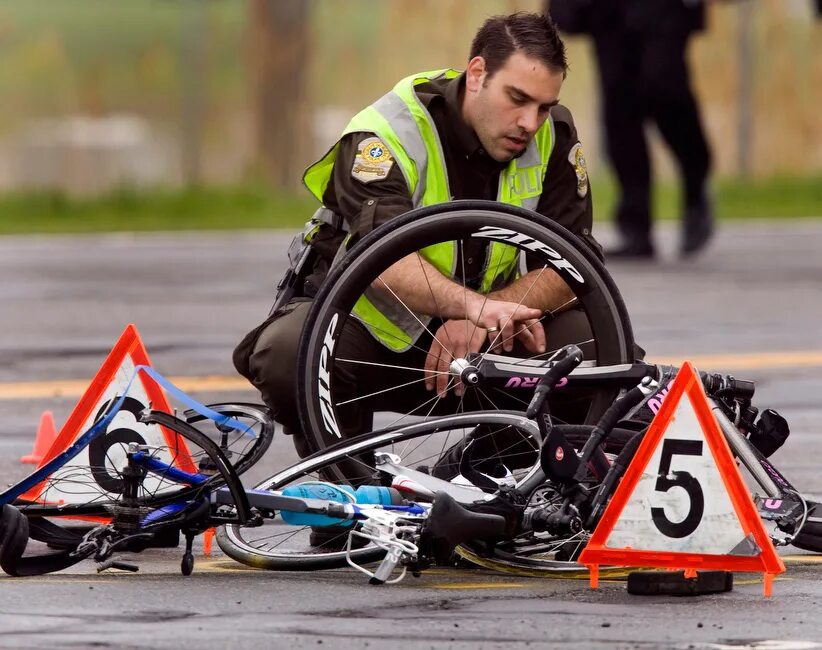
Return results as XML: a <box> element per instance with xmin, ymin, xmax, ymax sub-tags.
<box><xmin>21</xmin><ymin>324</ymin><xmax>195</xmax><ymax>507</ymax></box>
<box><xmin>578</xmin><ymin>361</ymin><xmax>785</xmax><ymax>596</ymax></box>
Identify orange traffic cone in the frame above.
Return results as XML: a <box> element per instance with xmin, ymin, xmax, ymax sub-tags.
<box><xmin>203</xmin><ymin>528</ymin><xmax>216</xmax><ymax>556</ymax></box>
<box><xmin>20</xmin><ymin>410</ymin><xmax>58</xmax><ymax>464</ymax></box>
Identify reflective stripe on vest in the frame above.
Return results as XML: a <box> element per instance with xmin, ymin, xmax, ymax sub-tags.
<box><xmin>302</xmin><ymin>69</ymin><xmax>555</xmax><ymax>352</ymax></box>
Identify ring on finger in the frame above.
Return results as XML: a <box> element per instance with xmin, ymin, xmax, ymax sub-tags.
<box><xmin>486</xmin><ymin>326</ymin><xmax>499</xmax><ymax>333</ymax></box>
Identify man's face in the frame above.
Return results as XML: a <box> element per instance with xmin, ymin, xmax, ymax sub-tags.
<box><xmin>463</xmin><ymin>52</ymin><xmax>563</xmax><ymax>163</ymax></box>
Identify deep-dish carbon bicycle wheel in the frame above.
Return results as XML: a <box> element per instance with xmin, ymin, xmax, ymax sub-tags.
<box><xmin>297</xmin><ymin>201</ymin><xmax>635</xmax><ymax>472</ymax></box>
<box><xmin>217</xmin><ymin>411</ymin><xmax>545</xmax><ymax>572</ymax></box>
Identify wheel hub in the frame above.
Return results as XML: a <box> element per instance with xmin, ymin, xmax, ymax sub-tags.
<box><xmin>449</xmin><ymin>358</ymin><xmax>480</xmax><ymax>387</ymax></box>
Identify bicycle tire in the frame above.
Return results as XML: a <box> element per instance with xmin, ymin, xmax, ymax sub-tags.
<box><xmin>217</xmin><ymin>411</ymin><xmax>544</xmax><ymax>572</ymax></box>
<box><xmin>791</xmin><ymin>499</ymin><xmax>822</xmax><ymax>553</ymax></box>
<box><xmin>183</xmin><ymin>402</ymin><xmax>275</xmax><ymax>479</ymax></box>
<box><xmin>297</xmin><ymin>201</ymin><xmax>635</xmax><ymax>471</ymax></box>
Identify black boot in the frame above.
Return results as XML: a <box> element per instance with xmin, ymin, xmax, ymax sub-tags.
<box><xmin>681</xmin><ymin>198</ymin><xmax>714</xmax><ymax>257</ymax></box>
<box><xmin>606</xmin><ymin>239</ymin><xmax>655</xmax><ymax>260</ymax></box>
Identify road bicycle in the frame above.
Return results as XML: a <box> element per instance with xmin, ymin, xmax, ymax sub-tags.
<box><xmin>216</xmin><ymin>342</ymin><xmax>820</xmax><ymax>581</ymax></box>
<box><xmin>218</xmin><ymin>196</ymin><xmax>822</xmax><ymax>578</ymax></box>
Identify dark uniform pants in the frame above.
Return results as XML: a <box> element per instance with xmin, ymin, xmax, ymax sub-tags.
<box><xmin>591</xmin><ymin>11</ymin><xmax>711</xmax><ymax>241</ymax></box>
<box><xmin>237</xmin><ymin>299</ymin><xmax>596</xmax><ymax>460</ymax></box>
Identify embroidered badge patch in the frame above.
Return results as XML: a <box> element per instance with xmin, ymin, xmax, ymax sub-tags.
<box><xmin>568</xmin><ymin>142</ymin><xmax>588</xmax><ymax>198</ymax></box>
<box><xmin>351</xmin><ymin>137</ymin><xmax>395</xmax><ymax>184</ymax></box>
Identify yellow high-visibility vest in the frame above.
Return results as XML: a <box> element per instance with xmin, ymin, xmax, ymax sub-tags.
<box><xmin>303</xmin><ymin>69</ymin><xmax>555</xmax><ymax>351</ymax></box>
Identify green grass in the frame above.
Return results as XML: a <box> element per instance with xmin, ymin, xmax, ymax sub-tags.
<box><xmin>0</xmin><ymin>176</ymin><xmax>819</xmax><ymax>235</ymax></box>
<box><xmin>593</xmin><ymin>175</ymin><xmax>822</xmax><ymax>221</ymax></box>
<box><xmin>0</xmin><ymin>185</ymin><xmax>317</xmax><ymax>234</ymax></box>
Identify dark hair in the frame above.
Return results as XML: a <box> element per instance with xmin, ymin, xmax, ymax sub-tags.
<box><xmin>470</xmin><ymin>12</ymin><xmax>567</xmax><ymax>79</ymax></box>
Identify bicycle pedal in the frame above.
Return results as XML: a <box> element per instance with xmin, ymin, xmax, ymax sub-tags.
<box><xmin>97</xmin><ymin>559</ymin><xmax>139</xmax><ymax>573</ymax></box>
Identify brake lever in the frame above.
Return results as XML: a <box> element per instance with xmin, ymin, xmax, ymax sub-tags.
<box><xmin>525</xmin><ymin>344</ymin><xmax>583</xmax><ymax>419</ymax></box>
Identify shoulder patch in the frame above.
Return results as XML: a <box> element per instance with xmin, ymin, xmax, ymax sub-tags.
<box><xmin>549</xmin><ymin>104</ymin><xmax>576</xmax><ymax>129</ymax></box>
<box><xmin>351</xmin><ymin>137</ymin><xmax>395</xmax><ymax>184</ymax></box>
<box><xmin>568</xmin><ymin>142</ymin><xmax>588</xmax><ymax>198</ymax></box>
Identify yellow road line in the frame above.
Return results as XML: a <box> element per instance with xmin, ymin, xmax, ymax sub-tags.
<box><xmin>0</xmin><ymin>375</ymin><xmax>252</xmax><ymax>401</ymax></box>
<box><xmin>782</xmin><ymin>555</ymin><xmax>822</xmax><ymax>565</ymax></box>
<box><xmin>652</xmin><ymin>351</ymin><xmax>822</xmax><ymax>371</ymax></box>
<box><xmin>1</xmin><ymin>351</ymin><xmax>822</xmax><ymax>401</ymax></box>
<box><xmin>431</xmin><ymin>582</ymin><xmax>529</xmax><ymax>589</ymax></box>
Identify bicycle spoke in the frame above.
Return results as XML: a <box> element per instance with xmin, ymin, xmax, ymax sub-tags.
<box><xmin>336</xmin><ymin>373</ymin><xmax>439</xmax><ymax>408</ymax></box>
<box><xmin>335</xmin><ymin>357</ymin><xmax>449</xmax><ymax>376</ymax></box>
<box><xmin>373</xmin><ymin>270</ymin><xmax>444</xmax><ymax>350</ymax></box>
<box><xmin>413</xmin><ymin>251</ymin><xmax>459</xmax><ymax>361</ymax></box>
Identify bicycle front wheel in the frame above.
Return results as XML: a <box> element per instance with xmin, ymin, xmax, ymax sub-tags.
<box><xmin>298</xmin><ymin>201</ymin><xmax>635</xmax><ymax>464</ymax></box>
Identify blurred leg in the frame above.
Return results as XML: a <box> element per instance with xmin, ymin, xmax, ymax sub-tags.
<box><xmin>592</xmin><ymin>28</ymin><xmax>654</xmax><ymax>256</ymax></box>
<box><xmin>640</xmin><ymin>28</ymin><xmax>713</xmax><ymax>255</ymax></box>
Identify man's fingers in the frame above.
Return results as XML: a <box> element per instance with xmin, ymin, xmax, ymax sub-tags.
<box><xmin>424</xmin><ymin>340</ymin><xmax>441</xmax><ymax>391</ymax></box>
<box><xmin>515</xmin><ymin>323</ymin><xmax>537</xmax><ymax>350</ymax></box>
<box><xmin>514</xmin><ymin>306</ymin><xmax>543</xmax><ymax>322</ymax></box>
<box><xmin>524</xmin><ymin>318</ymin><xmax>546</xmax><ymax>354</ymax></box>
<box><xmin>501</xmin><ymin>321</ymin><xmax>516</xmax><ymax>352</ymax></box>
<box><xmin>487</xmin><ymin>328</ymin><xmax>503</xmax><ymax>353</ymax></box>
<box><xmin>436</xmin><ymin>346</ymin><xmax>452</xmax><ymax>398</ymax></box>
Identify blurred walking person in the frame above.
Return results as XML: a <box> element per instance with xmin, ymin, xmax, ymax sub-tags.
<box><xmin>548</xmin><ymin>0</ymin><xmax>714</xmax><ymax>259</ymax></box>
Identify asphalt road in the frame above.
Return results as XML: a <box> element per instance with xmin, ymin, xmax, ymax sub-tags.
<box><xmin>1</xmin><ymin>220</ymin><xmax>821</xmax><ymax>649</ymax></box>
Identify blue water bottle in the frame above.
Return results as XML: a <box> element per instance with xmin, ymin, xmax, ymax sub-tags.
<box><xmin>279</xmin><ymin>483</ymin><xmax>404</xmax><ymax>527</ymax></box>
<box><xmin>354</xmin><ymin>485</ymin><xmax>404</xmax><ymax>506</ymax></box>
<box><xmin>280</xmin><ymin>482</ymin><xmax>355</xmax><ymax>527</ymax></box>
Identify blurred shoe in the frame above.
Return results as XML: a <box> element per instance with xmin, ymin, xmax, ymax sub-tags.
<box><xmin>681</xmin><ymin>200</ymin><xmax>714</xmax><ymax>257</ymax></box>
<box><xmin>606</xmin><ymin>240</ymin><xmax>655</xmax><ymax>260</ymax></box>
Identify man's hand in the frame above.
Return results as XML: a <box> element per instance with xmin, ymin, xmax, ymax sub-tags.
<box><xmin>465</xmin><ymin>298</ymin><xmax>546</xmax><ymax>355</ymax></box>
<box><xmin>424</xmin><ymin>320</ymin><xmax>488</xmax><ymax>398</ymax></box>
<box><xmin>424</xmin><ymin>310</ymin><xmax>546</xmax><ymax>398</ymax></box>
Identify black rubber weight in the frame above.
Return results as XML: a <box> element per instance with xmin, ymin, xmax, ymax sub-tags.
<box><xmin>0</xmin><ymin>505</ymin><xmax>30</xmax><ymax>576</ymax></box>
<box><xmin>627</xmin><ymin>570</ymin><xmax>733</xmax><ymax>596</ymax></box>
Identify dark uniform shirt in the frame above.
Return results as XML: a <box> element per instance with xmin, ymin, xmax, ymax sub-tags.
<box><xmin>302</xmin><ymin>73</ymin><xmax>600</xmax><ymax>296</ymax></box>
